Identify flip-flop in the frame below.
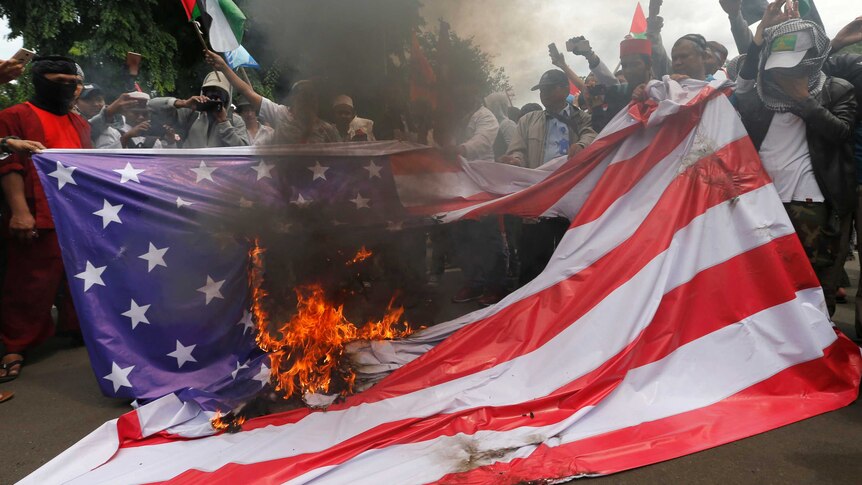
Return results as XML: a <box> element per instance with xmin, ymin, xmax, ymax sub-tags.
<box><xmin>0</xmin><ymin>359</ymin><xmax>23</xmax><ymax>383</ymax></box>
<box><xmin>0</xmin><ymin>391</ymin><xmax>13</xmax><ymax>403</ymax></box>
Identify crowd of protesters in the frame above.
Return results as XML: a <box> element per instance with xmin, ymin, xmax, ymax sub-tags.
<box><xmin>0</xmin><ymin>0</ymin><xmax>861</xmax><ymax>390</ymax></box>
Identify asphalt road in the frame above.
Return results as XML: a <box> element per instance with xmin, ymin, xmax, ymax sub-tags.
<box><xmin>2</xmin><ymin>263</ymin><xmax>861</xmax><ymax>484</ymax></box>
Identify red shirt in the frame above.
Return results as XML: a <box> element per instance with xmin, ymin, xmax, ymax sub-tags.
<box><xmin>0</xmin><ymin>102</ymin><xmax>91</xmax><ymax>229</ymax></box>
<box><xmin>29</xmin><ymin>103</ymin><xmax>84</xmax><ymax>149</ymax></box>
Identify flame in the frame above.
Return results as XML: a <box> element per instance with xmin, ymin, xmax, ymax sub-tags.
<box><xmin>346</xmin><ymin>246</ymin><xmax>373</xmax><ymax>266</ymax></box>
<box><xmin>211</xmin><ymin>411</ymin><xmax>247</xmax><ymax>432</ymax></box>
<box><xmin>249</xmin><ymin>240</ymin><xmax>412</xmax><ymax>399</ymax></box>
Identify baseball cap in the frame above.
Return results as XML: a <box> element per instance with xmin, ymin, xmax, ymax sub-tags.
<box><xmin>765</xmin><ymin>31</ymin><xmax>814</xmax><ymax>70</ymax></box>
<box><xmin>80</xmin><ymin>84</ymin><xmax>103</xmax><ymax>99</ymax></box>
<box><xmin>531</xmin><ymin>70</ymin><xmax>568</xmax><ymax>91</ymax></box>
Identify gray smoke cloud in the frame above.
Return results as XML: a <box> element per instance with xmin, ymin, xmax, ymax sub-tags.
<box><xmin>420</xmin><ymin>0</ymin><xmax>850</xmax><ymax>108</ymax></box>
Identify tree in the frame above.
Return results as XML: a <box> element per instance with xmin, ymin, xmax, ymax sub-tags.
<box><xmin>417</xmin><ymin>29</ymin><xmax>511</xmax><ymax>98</ymax></box>
<box><xmin>0</xmin><ymin>0</ymin><xmax>210</xmax><ymax>101</ymax></box>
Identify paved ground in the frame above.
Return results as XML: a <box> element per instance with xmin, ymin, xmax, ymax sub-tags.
<box><xmin>2</xmin><ymin>262</ymin><xmax>862</xmax><ymax>484</ymax></box>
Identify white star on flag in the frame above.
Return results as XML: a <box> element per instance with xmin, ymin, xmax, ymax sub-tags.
<box><xmin>122</xmin><ymin>299</ymin><xmax>151</xmax><ymax>330</ymax></box>
<box><xmin>386</xmin><ymin>220</ymin><xmax>404</xmax><ymax>232</ymax></box>
<box><xmin>176</xmin><ymin>197</ymin><xmax>193</xmax><ymax>208</ymax></box>
<box><xmin>350</xmin><ymin>193</ymin><xmax>370</xmax><ymax>209</ymax></box>
<box><xmin>103</xmin><ymin>362</ymin><xmax>134</xmax><ymax>393</ymax></box>
<box><xmin>308</xmin><ymin>161</ymin><xmax>330</xmax><ymax>181</ymax></box>
<box><xmin>364</xmin><ymin>160</ymin><xmax>382</xmax><ymax>179</ymax></box>
<box><xmin>197</xmin><ymin>276</ymin><xmax>225</xmax><ymax>305</ymax></box>
<box><xmin>231</xmin><ymin>360</ymin><xmax>249</xmax><ymax>380</ymax></box>
<box><xmin>237</xmin><ymin>310</ymin><xmax>255</xmax><ymax>335</ymax></box>
<box><xmin>113</xmin><ymin>162</ymin><xmax>145</xmax><ymax>184</ymax></box>
<box><xmin>139</xmin><ymin>243</ymin><xmax>168</xmax><ymax>272</ymax></box>
<box><xmin>167</xmin><ymin>340</ymin><xmax>198</xmax><ymax>369</ymax></box>
<box><xmin>93</xmin><ymin>199</ymin><xmax>123</xmax><ymax>228</ymax></box>
<box><xmin>48</xmin><ymin>161</ymin><xmax>77</xmax><ymax>189</ymax></box>
<box><xmin>291</xmin><ymin>194</ymin><xmax>312</xmax><ymax>206</ymax></box>
<box><xmin>75</xmin><ymin>261</ymin><xmax>106</xmax><ymax>291</ymax></box>
<box><xmin>252</xmin><ymin>363</ymin><xmax>271</xmax><ymax>388</ymax></box>
<box><xmin>191</xmin><ymin>161</ymin><xmax>217</xmax><ymax>183</ymax></box>
<box><xmin>252</xmin><ymin>160</ymin><xmax>274</xmax><ymax>180</ymax></box>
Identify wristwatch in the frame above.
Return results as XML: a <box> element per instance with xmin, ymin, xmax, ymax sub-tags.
<box><xmin>0</xmin><ymin>136</ymin><xmax>20</xmax><ymax>155</ymax></box>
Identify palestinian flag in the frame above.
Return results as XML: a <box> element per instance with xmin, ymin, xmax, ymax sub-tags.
<box><xmin>181</xmin><ymin>0</ymin><xmax>246</xmax><ymax>52</ymax></box>
<box><xmin>630</xmin><ymin>2</ymin><xmax>647</xmax><ymax>38</ymax></box>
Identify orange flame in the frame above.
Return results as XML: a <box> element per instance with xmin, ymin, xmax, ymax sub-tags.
<box><xmin>249</xmin><ymin>240</ymin><xmax>412</xmax><ymax>399</ymax></box>
<box><xmin>346</xmin><ymin>246</ymin><xmax>373</xmax><ymax>266</ymax></box>
<box><xmin>211</xmin><ymin>411</ymin><xmax>247</xmax><ymax>432</ymax></box>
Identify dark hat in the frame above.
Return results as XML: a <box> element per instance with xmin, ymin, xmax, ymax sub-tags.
<box><xmin>531</xmin><ymin>70</ymin><xmax>568</xmax><ymax>91</ymax></box>
<box><xmin>80</xmin><ymin>84</ymin><xmax>103</xmax><ymax>99</ymax></box>
<box><xmin>31</xmin><ymin>55</ymin><xmax>77</xmax><ymax>78</ymax></box>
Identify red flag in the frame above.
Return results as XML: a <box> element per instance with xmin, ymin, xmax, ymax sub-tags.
<box><xmin>630</xmin><ymin>2</ymin><xmax>647</xmax><ymax>35</ymax></box>
<box><xmin>569</xmin><ymin>81</ymin><xmax>581</xmax><ymax>98</ymax></box>
<box><xmin>409</xmin><ymin>32</ymin><xmax>437</xmax><ymax>109</ymax></box>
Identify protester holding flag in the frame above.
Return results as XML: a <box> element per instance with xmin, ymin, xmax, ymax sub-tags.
<box><xmin>203</xmin><ymin>50</ymin><xmax>339</xmax><ymax>144</ymax></box>
<box><xmin>148</xmin><ymin>71</ymin><xmax>249</xmax><ymax>148</ymax></box>
<box><xmin>0</xmin><ymin>56</ymin><xmax>92</xmax><ymax>382</ymax></box>
<box><xmin>332</xmin><ymin>95</ymin><xmax>376</xmax><ymax>142</ymax></box>
<box><xmin>565</xmin><ymin>36</ymin><xmax>654</xmax><ymax>133</ymax></box>
<box><xmin>737</xmin><ymin>2</ymin><xmax>857</xmax><ymax>316</ymax></box>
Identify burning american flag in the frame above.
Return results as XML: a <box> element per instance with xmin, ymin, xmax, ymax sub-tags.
<box><xmin>24</xmin><ymin>78</ymin><xmax>861</xmax><ymax>484</ymax></box>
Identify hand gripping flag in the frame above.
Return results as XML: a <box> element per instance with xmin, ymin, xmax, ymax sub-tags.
<box><xmin>24</xmin><ymin>78</ymin><xmax>861</xmax><ymax>484</ymax></box>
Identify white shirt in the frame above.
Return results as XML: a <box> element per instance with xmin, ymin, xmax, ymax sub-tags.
<box><xmin>759</xmin><ymin>112</ymin><xmax>824</xmax><ymax>203</ymax></box>
<box><xmin>458</xmin><ymin>106</ymin><xmax>499</xmax><ymax>161</ymax></box>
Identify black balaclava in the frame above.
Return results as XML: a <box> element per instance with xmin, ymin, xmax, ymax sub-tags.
<box><xmin>29</xmin><ymin>56</ymin><xmax>79</xmax><ymax>115</ymax></box>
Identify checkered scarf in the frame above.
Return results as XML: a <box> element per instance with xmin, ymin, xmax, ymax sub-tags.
<box><xmin>756</xmin><ymin>19</ymin><xmax>831</xmax><ymax>112</ymax></box>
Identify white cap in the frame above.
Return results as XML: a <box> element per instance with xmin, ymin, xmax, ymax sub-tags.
<box><xmin>127</xmin><ymin>91</ymin><xmax>150</xmax><ymax>101</ymax></box>
<box><xmin>332</xmin><ymin>94</ymin><xmax>354</xmax><ymax>109</ymax></box>
<box><xmin>764</xmin><ymin>31</ymin><xmax>814</xmax><ymax>70</ymax></box>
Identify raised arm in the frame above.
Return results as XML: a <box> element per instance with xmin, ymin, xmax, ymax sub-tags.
<box><xmin>720</xmin><ymin>0</ymin><xmax>755</xmax><ymax>54</ymax></box>
<box><xmin>204</xmin><ymin>50</ymin><xmax>264</xmax><ymax>114</ymax></box>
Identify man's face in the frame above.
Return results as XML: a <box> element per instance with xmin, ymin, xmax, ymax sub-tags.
<box><xmin>539</xmin><ymin>84</ymin><xmax>569</xmax><ymax>110</ymax></box>
<box><xmin>333</xmin><ymin>104</ymin><xmax>355</xmax><ymax>129</ymax></box>
<box><xmin>621</xmin><ymin>54</ymin><xmax>650</xmax><ymax>87</ymax></box>
<box><xmin>202</xmin><ymin>87</ymin><xmax>228</xmax><ymax>105</ymax></box>
<box><xmin>237</xmin><ymin>106</ymin><xmax>257</xmax><ymax>125</ymax></box>
<box><xmin>127</xmin><ymin>108</ymin><xmax>150</xmax><ymax>126</ymax></box>
<box><xmin>671</xmin><ymin>40</ymin><xmax>707</xmax><ymax>80</ymax></box>
<box><xmin>77</xmin><ymin>94</ymin><xmax>105</xmax><ymax>118</ymax></box>
<box><xmin>704</xmin><ymin>48</ymin><xmax>721</xmax><ymax>75</ymax></box>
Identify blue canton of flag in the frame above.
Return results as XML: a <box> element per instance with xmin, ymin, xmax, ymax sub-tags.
<box><xmin>32</xmin><ymin>147</ymin><xmax>398</xmax><ymax>412</ymax></box>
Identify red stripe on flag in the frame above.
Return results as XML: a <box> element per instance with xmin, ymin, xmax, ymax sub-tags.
<box><xmin>149</xmin><ymin>235</ymin><xmax>821</xmax><ymax>484</ymax></box>
<box><xmin>349</xmin><ymin>136</ymin><xmax>769</xmax><ymax>402</ymax></box>
<box><xmin>389</xmin><ymin>148</ymin><xmax>463</xmax><ymax>175</ymax></box>
<box><xmin>116</xmin><ymin>410</ymin><xmax>144</xmax><ymax>446</ymax></box>
<box><xmin>460</xmin><ymin>87</ymin><xmax>724</xmax><ymax>221</ymax></box>
<box><xmin>436</xmin><ymin>336</ymin><xmax>862</xmax><ymax>483</ymax></box>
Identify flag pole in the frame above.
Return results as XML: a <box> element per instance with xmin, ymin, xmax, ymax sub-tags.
<box><xmin>239</xmin><ymin>67</ymin><xmax>252</xmax><ymax>86</ymax></box>
<box><xmin>193</xmin><ymin>21</ymin><xmax>223</xmax><ymax>82</ymax></box>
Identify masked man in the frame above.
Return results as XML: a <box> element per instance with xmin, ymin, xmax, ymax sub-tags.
<box><xmin>737</xmin><ymin>15</ymin><xmax>857</xmax><ymax>316</ymax></box>
<box><xmin>0</xmin><ymin>56</ymin><xmax>93</xmax><ymax>381</ymax></box>
<box><xmin>149</xmin><ymin>71</ymin><xmax>249</xmax><ymax>148</ymax></box>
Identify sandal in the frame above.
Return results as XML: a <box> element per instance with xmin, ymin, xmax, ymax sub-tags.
<box><xmin>0</xmin><ymin>356</ymin><xmax>24</xmax><ymax>383</ymax></box>
<box><xmin>0</xmin><ymin>391</ymin><xmax>13</xmax><ymax>403</ymax></box>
